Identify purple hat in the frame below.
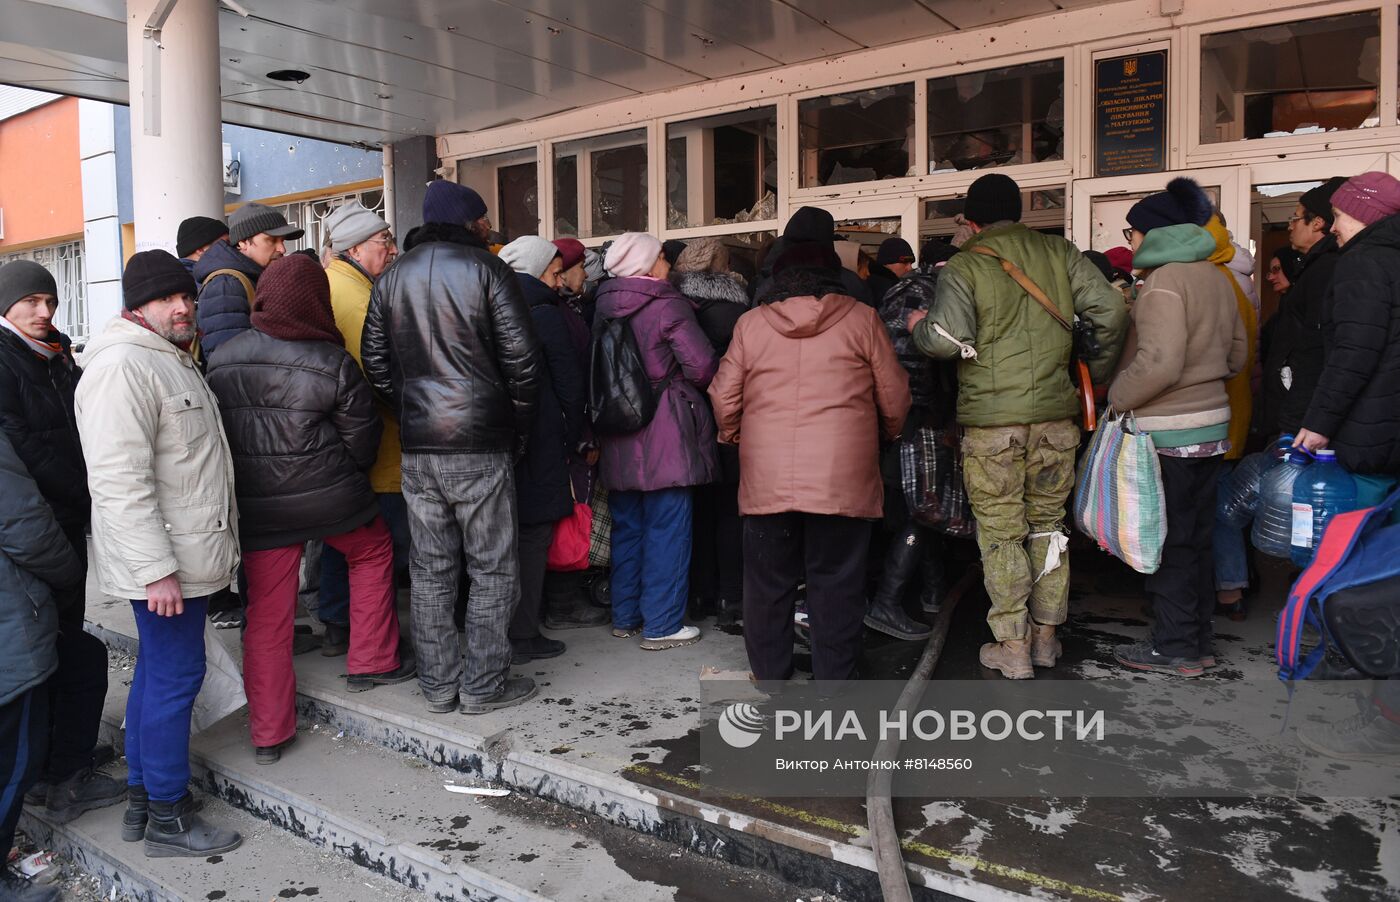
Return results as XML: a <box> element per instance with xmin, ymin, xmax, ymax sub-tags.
<box><xmin>1331</xmin><ymin>172</ymin><xmax>1400</xmax><ymax>228</ymax></box>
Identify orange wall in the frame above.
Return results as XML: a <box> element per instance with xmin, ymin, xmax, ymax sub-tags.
<box><xmin>0</xmin><ymin>97</ymin><xmax>83</xmax><ymax>251</ymax></box>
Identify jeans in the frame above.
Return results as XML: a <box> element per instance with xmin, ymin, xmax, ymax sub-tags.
<box><xmin>0</xmin><ymin>685</ymin><xmax>49</xmax><ymax>858</ymax></box>
<box><xmin>42</xmin><ymin>629</ymin><xmax>108</xmax><ymax>782</ymax></box>
<box><xmin>402</xmin><ymin>452</ymin><xmax>519</xmax><ymax>705</ymax></box>
<box><xmin>320</xmin><ymin>493</ymin><xmax>412</xmax><ymax>627</ymax></box>
<box><xmin>1213</xmin><ymin>462</ymin><xmax>1250</xmax><ymax>592</ymax></box>
<box><xmin>743</xmin><ymin>513</ymin><xmax>871</xmax><ymax>682</ymax></box>
<box><xmin>509</xmin><ymin>521</ymin><xmax>555</xmax><ymax>642</ymax></box>
<box><xmin>127</xmin><ymin>596</ymin><xmax>208</xmax><ymax>802</ymax></box>
<box><xmin>1148</xmin><ymin>456</ymin><xmax>1222</xmax><ymax>659</ymax></box>
<box><xmin>242</xmin><ymin>518</ymin><xmax>400</xmax><ymax>747</ymax></box>
<box><xmin>609</xmin><ymin>488</ymin><xmax>692</xmax><ymax>639</ymax></box>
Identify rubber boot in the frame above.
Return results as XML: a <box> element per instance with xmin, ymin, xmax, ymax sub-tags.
<box><xmin>979</xmin><ymin>638</ymin><xmax>1034</xmax><ymax>679</ymax></box>
<box><xmin>144</xmin><ymin>793</ymin><xmax>242</xmax><ymax>858</ymax></box>
<box><xmin>920</xmin><ymin>534</ymin><xmax>947</xmax><ymax>615</ymax></box>
<box><xmin>864</xmin><ymin>527</ymin><xmax>932</xmax><ymax>640</ymax></box>
<box><xmin>1030</xmin><ymin>623</ymin><xmax>1062</xmax><ymax>668</ymax></box>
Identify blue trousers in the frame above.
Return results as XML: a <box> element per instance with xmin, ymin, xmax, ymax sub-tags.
<box><xmin>610</xmin><ymin>488</ymin><xmax>692</xmax><ymax>639</ymax></box>
<box><xmin>320</xmin><ymin>493</ymin><xmax>411</xmax><ymax>626</ymax></box>
<box><xmin>127</xmin><ymin>597</ymin><xmax>208</xmax><ymax>802</ymax></box>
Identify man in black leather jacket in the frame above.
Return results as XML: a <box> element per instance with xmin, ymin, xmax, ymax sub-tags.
<box><xmin>361</xmin><ymin>181</ymin><xmax>542</xmax><ymax>716</ymax></box>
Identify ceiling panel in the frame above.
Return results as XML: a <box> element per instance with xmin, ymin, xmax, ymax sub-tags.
<box><xmin>641</xmin><ymin>0</ymin><xmax>864</xmax><ymax>65</ymax></box>
<box><xmin>921</xmin><ymin>0</ymin><xmax>1061</xmax><ymax>30</ymax></box>
<box><xmin>783</xmin><ymin>0</ymin><xmax>956</xmax><ymax>48</ymax></box>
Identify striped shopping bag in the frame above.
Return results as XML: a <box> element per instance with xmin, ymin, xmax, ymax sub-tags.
<box><xmin>1073</xmin><ymin>412</ymin><xmax>1166</xmax><ymax>574</ymax></box>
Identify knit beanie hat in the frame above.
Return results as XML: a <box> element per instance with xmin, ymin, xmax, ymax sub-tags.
<box><xmin>964</xmin><ymin>173</ymin><xmax>1022</xmax><ymax>226</ymax></box>
<box><xmin>229</xmin><ymin>202</ymin><xmax>304</xmax><ymax>245</ymax></box>
<box><xmin>876</xmin><ymin>236</ymin><xmax>915</xmax><ymax>265</ymax></box>
<box><xmin>324</xmin><ymin>202</ymin><xmax>390</xmax><ymax>252</ymax></box>
<box><xmin>1300</xmin><ymin>177</ymin><xmax>1349</xmax><ymax>228</ymax></box>
<box><xmin>499</xmin><ymin>235</ymin><xmax>561</xmax><ymax>279</ymax></box>
<box><xmin>583</xmin><ymin>249</ymin><xmax>605</xmax><ymax>284</ymax></box>
<box><xmin>605</xmin><ymin>232</ymin><xmax>663</xmax><ymax>278</ymax></box>
<box><xmin>122</xmin><ymin>250</ymin><xmax>198</xmax><ymax>311</ymax></box>
<box><xmin>176</xmin><ymin>216</ymin><xmax>228</xmax><ymax>258</ymax></box>
<box><xmin>783</xmin><ymin>206</ymin><xmax>837</xmax><ymax>244</ymax></box>
<box><xmin>1330</xmin><ymin>172</ymin><xmax>1400</xmax><ymax>228</ymax></box>
<box><xmin>422</xmin><ymin>180</ymin><xmax>487</xmax><ymax>226</ymax></box>
<box><xmin>1105</xmin><ymin>246</ymin><xmax>1135</xmax><ymax>274</ymax></box>
<box><xmin>0</xmin><ymin>260</ymin><xmax>59</xmax><ymax>316</ymax></box>
<box><xmin>1126</xmin><ymin>177</ymin><xmax>1213</xmax><ymax>234</ymax></box>
<box><xmin>250</xmin><ymin>254</ymin><xmax>343</xmax><ymax>346</ymax></box>
<box><xmin>552</xmin><ymin>238</ymin><xmax>586</xmax><ymax>271</ymax></box>
<box><xmin>662</xmin><ymin>239</ymin><xmax>688</xmax><ymax>267</ymax></box>
<box><xmin>918</xmin><ymin>239</ymin><xmax>958</xmax><ymax>268</ymax></box>
<box><xmin>673</xmin><ymin>237</ymin><xmax>729</xmax><ymax>274</ymax></box>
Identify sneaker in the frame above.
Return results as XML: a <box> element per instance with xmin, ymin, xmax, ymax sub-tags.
<box><xmin>459</xmin><ymin>677</ymin><xmax>538</xmax><ymax>715</ymax></box>
<box><xmin>0</xmin><ymin>868</ymin><xmax>61</xmax><ymax>902</ymax></box>
<box><xmin>43</xmin><ymin>766</ymin><xmax>127</xmax><ymax>824</ymax></box>
<box><xmin>346</xmin><ymin>658</ymin><xmax>418</xmax><ymax>692</ymax></box>
<box><xmin>543</xmin><ymin>605</ymin><xmax>610</xmax><ymax>630</ymax></box>
<box><xmin>1297</xmin><ymin>707</ymin><xmax>1400</xmax><ymax>763</ymax></box>
<box><xmin>611</xmin><ymin>626</ymin><xmax>642</xmax><ymax>639</ymax></box>
<box><xmin>254</xmin><ymin>735</ymin><xmax>296</xmax><ymax>765</ymax></box>
<box><xmin>209</xmin><ymin>609</ymin><xmax>244</xmax><ymax>630</ymax></box>
<box><xmin>511</xmin><ymin>636</ymin><xmax>566</xmax><ymax>664</ymax></box>
<box><xmin>1199</xmin><ymin>652</ymin><xmax>1218</xmax><ymax>670</ymax></box>
<box><xmin>640</xmin><ymin>625</ymin><xmax>701</xmax><ymax>651</ymax></box>
<box><xmin>1113</xmin><ymin>638</ymin><xmax>1203</xmax><ymax>677</ymax></box>
<box><xmin>320</xmin><ymin>622</ymin><xmax>350</xmax><ymax>657</ymax></box>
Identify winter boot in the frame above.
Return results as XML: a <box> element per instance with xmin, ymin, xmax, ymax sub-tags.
<box><xmin>920</xmin><ymin>534</ymin><xmax>947</xmax><ymax>615</ymax></box>
<box><xmin>716</xmin><ymin>596</ymin><xmax>743</xmax><ymax>627</ymax></box>
<box><xmin>319</xmin><ymin>621</ymin><xmax>350</xmax><ymax>657</ymax></box>
<box><xmin>43</xmin><ymin>766</ymin><xmax>126</xmax><ymax>824</ymax></box>
<box><xmin>864</xmin><ymin>528</ymin><xmax>931</xmax><ymax>640</ymax></box>
<box><xmin>122</xmin><ymin>785</ymin><xmax>149</xmax><ymax>842</ymax></box>
<box><xmin>1030</xmin><ymin>623</ymin><xmax>1062</xmax><ymax>668</ymax></box>
<box><xmin>978</xmin><ymin>638</ymin><xmax>1034</xmax><ymax>680</ymax></box>
<box><xmin>144</xmin><ymin>793</ymin><xmax>242</xmax><ymax>858</ymax></box>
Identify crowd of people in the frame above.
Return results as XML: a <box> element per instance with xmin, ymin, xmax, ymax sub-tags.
<box><xmin>1</xmin><ymin>165</ymin><xmax>1399</xmax><ymax>894</ymax></box>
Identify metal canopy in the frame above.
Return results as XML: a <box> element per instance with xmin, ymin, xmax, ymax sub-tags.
<box><xmin>0</xmin><ymin>0</ymin><xmax>1114</xmax><ymax>147</ymax></box>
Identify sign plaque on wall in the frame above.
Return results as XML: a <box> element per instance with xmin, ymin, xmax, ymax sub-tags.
<box><xmin>1094</xmin><ymin>51</ymin><xmax>1168</xmax><ymax>177</ymax></box>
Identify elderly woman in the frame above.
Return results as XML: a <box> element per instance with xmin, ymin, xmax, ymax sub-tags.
<box><xmin>595</xmin><ymin>233</ymin><xmax>719</xmax><ymax>650</ymax></box>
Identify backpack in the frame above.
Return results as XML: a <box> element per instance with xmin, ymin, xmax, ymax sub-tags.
<box><xmin>589</xmin><ymin>307</ymin><xmax>677</xmax><ymax>435</ymax></box>
<box><xmin>1277</xmin><ymin>486</ymin><xmax>1400</xmax><ymax>681</ymax></box>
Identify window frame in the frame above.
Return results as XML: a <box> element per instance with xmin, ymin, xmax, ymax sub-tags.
<box><xmin>657</xmin><ymin>101</ymin><xmax>782</xmax><ymax>238</ymax></box>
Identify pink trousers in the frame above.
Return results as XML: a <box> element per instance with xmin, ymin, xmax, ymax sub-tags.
<box><xmin>242</xmin><ymin>517</ymin><xmax>400</xmax><ymax>747</ymax></box>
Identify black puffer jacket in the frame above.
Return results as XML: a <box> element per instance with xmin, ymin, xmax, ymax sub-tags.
<box><xmin>206</xmin><ymin>328</ymin><xmax>382</xmax><ymax>551</ymax></box>
<box><xmin>361</xmin><ymin>224</ymin><xmax>540</xmax><ymax>454</ymax></box>
<box><xmin>516</xmin><ymin>274</ymin><xmax>585</xmax><ymax>525</ymax></box>
<box><xmin>1302</xmin><ymin>215</ymin><xmax>1400</xmax><ymax>475</ymax></box>
<box><xmin>673</xmin><ymin>271</ymin><xmax>749</xmax><ymax>356</ymax></box>
<box><xmin>0</xmin><ymin>327</ymin><xmax>88</xmax><ymax>530</ymax></box>
<box><xmin>1262</xmin><ymin>235</ymin><xmax>1338</xmax><ymax>437</ymax></box>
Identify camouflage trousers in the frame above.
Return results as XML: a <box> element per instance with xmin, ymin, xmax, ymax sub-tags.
<box><xmin>961</xmin><ymin>419</ymin><xmax>1080</xmax><ymax>642</ymax></box>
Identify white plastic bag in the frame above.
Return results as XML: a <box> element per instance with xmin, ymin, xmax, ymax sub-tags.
<box><xmin>191</xmin><ymin>625</ymin><xmax>247</xmax><ymax>733</ymax></box>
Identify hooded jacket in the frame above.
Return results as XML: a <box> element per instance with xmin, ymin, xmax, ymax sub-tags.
<box><xmin>593</xmin><ymin>276</ymin><xmax>719</xmax><ymax>492</ymax></box>
<box><xmin>1302</xmin><ymin>214</ymin><xmax>1400</xmax><ymax>474</ymax></box>
<box><xmin>75</xmin><ymin>316</ymin><xmax>241</xmax><ymax>599</ymax></box>
<box><xmin>1108</xmin><ymin>225</ymin><xmax>1248</xmax><ymax>447</ymax></box>
<box><xmin>361</xmin><ymin>223</ymin><xmax>541</xmax><ymax>454</ymax></box>
<box><xmin>193</xmin><ymin>239</ymin><xmax>264</xmax><ymax>358</ymax></box>
<box><xmin>709</xmin><ymin>293</ymin><xmax>910</xmax><ymax>518</ymax></box>
<box><xmin>0</xmin><ymin>326</ymin><xmax>88</xmax><ymax>530</ymax></box>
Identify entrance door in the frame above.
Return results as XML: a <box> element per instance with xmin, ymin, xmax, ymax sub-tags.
<box><xmin>1070</xmin><ymin>167</ymin><xmax>1247</xmax><ymax>253</ymax></box>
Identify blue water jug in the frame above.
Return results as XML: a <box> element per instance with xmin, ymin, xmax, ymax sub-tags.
<box><xmin>1290</xmin><ymin>450</ymin><xmax>1359</xmax><ymax>567</ymax></box>
<box><xmin>1252</xmin><ymin>447</ymin><xmax>1310</xmax><ymax>558</ymax></box>
<box><xmin>1218</xmin><ymin>436</ymin><xmax>1293</xmax><ymax>529</ymax></box>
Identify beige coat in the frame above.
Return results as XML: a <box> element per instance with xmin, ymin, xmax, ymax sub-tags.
<box><xmin>708</xmin><ymin>293</ymin><xmax>910</xmax><ymax>519</ymax></box>
<box><xmin>75</xmin><ymin>316</ymin><xmax>240</xmax><ymax>599</ymax></box>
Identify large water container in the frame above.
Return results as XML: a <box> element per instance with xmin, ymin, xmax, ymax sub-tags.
<box><xmin>1290</xmin><ymin>450</ymin><xmax>1359</xmax><ymax>567</ymax></box>
<box><xmin>1218</xmin><ymin>436</ymin><xmax>1293</xmax><ymax>529</ymax></box>
<box><xmin>1252</xmin><ymin>448</ymin><xmax>1311</xmax><ymax>558</ymax></box>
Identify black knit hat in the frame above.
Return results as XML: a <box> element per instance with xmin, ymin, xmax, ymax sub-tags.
<box><xmin>662</xmin><ymin>239</ymin><xmax>688</xmax><ymax>267</ymax></box>
<box><xmin>1126</xmin><ymin>177</ymin><xmax>1213</xmax><ymax>234</ymax></box>
<box><xmin>0</xmin><ymin>260</ymin><xmax>59</xmax><ymax>316</ymax></box>
<box><xmin>876</xmin><ymin>237</ymin><xmax>915</xmax><ymax>265</ymax></box>
<box><xmin>784</xmin><ymin>206</ymin><xmax>837</xmax><ymax>244</ymax></box>
<box><xmin>964</xmin><ymin>174</ymin><xmax>1022</xmax><ymax>225</ymax></box>
<box><xmin>122</xmin><ymin>250</ymin><xmax>198</xmax><ymax>311</ymax></box>
<box><xmin>176</xmin><ymin>216</ymin><xmax>229</xmax><ymax>258</ymax></box>
<box><xmin>229</xmin><ymin>202</ymin><xmax>305</xmax><ymax>245</ymax></box>
<box><xmin>1299</xmin><ymin>177</ymin><xmax>1349</xmax><ymax>229</ymax></box>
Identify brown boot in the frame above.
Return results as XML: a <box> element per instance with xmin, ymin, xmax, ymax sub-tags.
<box><xmin>978</xmin><ymin>638</ymin><xmax>1033</xmax><ymax>680</ymax></box>
<box><xmin>1030</xmin><ymin>623</ymin><xmax>1062</xmax><ymax>668</ymax></box>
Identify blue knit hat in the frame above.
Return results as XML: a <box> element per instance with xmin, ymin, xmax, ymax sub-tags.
<box><xmin>1126</xmin><ymin>177</ymin><xmax>1213</xmax><ymax>234</ymax></box>
<box><xmin>422</xmin><ymin>181</ymin><xmax>487</xmax><ymax>226</ymax></box>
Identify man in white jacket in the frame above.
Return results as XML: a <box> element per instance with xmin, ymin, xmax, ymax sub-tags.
<box><xmin>74</xmin><ymin>250</ymin><xmax>243</xmax><ymax>858</ymax></box>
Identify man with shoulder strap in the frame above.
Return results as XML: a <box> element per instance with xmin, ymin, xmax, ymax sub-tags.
<box><xmin>194</xmin><ymin>202</ymin><xmax>304</xmax><ymax>359</ymax></box>
<box><xmin>909</xmin><ymin>173</ymin><xmax>1128</xmax><ymax>679</ymax></box>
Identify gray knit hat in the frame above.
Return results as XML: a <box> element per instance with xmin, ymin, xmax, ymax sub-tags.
<box><xmin>0</xmin><ymin>261</ymin><xmax>58</xmax><ymax>316</ymax></box>
<box><xmin>229</xmin><ymin>202</ymin><xmax>305</xmax><ymax>244</ymax></box>
<box><xmin>499</xmin><ymin>235</ymin><xmax>561</xmax><ymax>280</ymax></box>
<box><xmin>324</xmin><ymin>202</ymin><xmax>390</xmax><ymax>253</ymax></box>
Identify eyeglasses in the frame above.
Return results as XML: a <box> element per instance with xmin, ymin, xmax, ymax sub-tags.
<box><xmin>1287</xmin><ymin>215</ymin><xmax>1310</xmax><ymax>225</ymax></box>
<box><xmin>1121</xmin><ymin>228</ymin><xmax>1135</xmax><ymax>242</ymax></box>
<box><xmin>367</xmin><ymin>233</ymin><xmax>397</xmax><ymax>248</ymax></box>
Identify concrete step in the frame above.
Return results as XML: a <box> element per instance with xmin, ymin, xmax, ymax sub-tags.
<box><xmin>20</xmin><ymin>788</ymin><xmax>419</xmax><ymax>902</ymax></box>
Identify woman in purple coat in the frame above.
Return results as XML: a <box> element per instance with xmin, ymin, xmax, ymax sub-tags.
<box><xmin>595</xmin><ymin>233</ymin><xmax>719</xmax><ymax>650</ymax></box>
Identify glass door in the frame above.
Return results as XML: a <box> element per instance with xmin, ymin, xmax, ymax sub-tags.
<box><xmin>1070</xmin><ymin>167</ymin><xmax>1246</xmax><ymax>254</ymax></box>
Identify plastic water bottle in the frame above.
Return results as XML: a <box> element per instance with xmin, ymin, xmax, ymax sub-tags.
<box><xmin>1289</xmin><ymin>450</ymin><xmax>1358</xmax><ymax>567</ymax></box>
<box><xmin>1252</xmin><ymin>448</ymin><xmax>1311</xmax><ymax>558</ymax></box>
<box><xmin>1218</xmin><ymin>436</ymin><xmax>1293</xmax><ymax>529</ymax></box>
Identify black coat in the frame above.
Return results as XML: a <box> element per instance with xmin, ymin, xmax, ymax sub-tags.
<box><xmin>752</xmin><ymin>237</ymin><xmax>876</xmax><ymax>308</ymax></box>
<box><xmin>362</xmin><ymin>223</ymin><xmax>540</xmax><ymax>454</ymax></box>
<box><xmin>1302</xmin><ymin>215</ymin><xmax>1400</xmax><ymax>475</ymax></box>
<box><xmin>672</xmin><ymin>271</ymin><xmax>749</xmax><ymax>356</ymax></box>
<box><xmin>206</xmin><ymin>329</ymin><xmax>382</xmax><ymax>551</ymax></box>
<box><xmin>0</xmin><ymin>327</ymin><xmax>88</xmax><ymax>530</ymax></box>
<box><xmin>515</xmin><ymin>274</ymin><xmax>585</xmax><ymax>526</ymax></box>
<box><xmin>1262</xmin><ymin>235</ymin><xmax>1339</xmax><ymax>437</ymax></box>
<box><xmin>193</xmin><ymin>239</ymin><xmax>263</xmax><ymax>358</ymax></box>
<box><xmin>865</xmin><ymin>262</ymin><xmax>902</xmax><ymax>308</ymax></box>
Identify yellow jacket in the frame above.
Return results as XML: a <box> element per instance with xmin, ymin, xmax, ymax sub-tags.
<box><xmin>326</xmin><ymin>257</ymin><xmax>402</xmax><ymax>493</ymax></box>
<box><xmin>1204</xmin><ymin>216</ymin><xmax>1257</xmax><ymax>460</ymax></box>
